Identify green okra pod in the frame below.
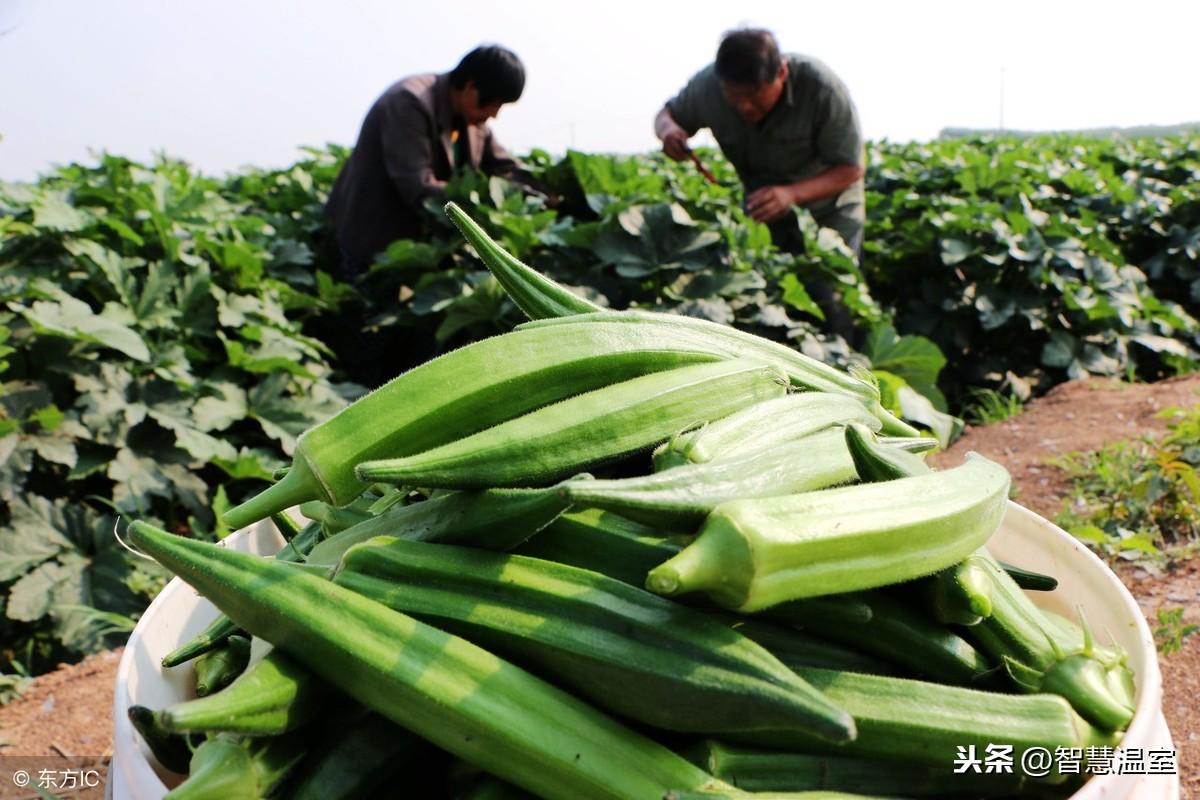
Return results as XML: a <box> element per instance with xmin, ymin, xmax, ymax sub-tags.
<box><xmin>1000</xmin><ymin>560</ymin><xmax>1059</xmax><ymax>591</ymax></box>
<box><xmin>304</xmin><ymin>485</ymin><xmax>571</xmax><ymax>571</ymax></box>
<box><xmin>127</xmin><ymin>705</ymin><xmax>195</xmax><ymax>774</ymax></box>
<box><xmin>844</xmin><ymin>422</ymin><xmax>932</xmax><ymax>481</ymax></box>
<box><xmin>128</xmin><ymin>521</ymin><xmax>733</xmax><ymax>799</ymax></box>
<box><xmin>646</xmin><ymin>453</ymin><xmax>1011</xmax><ymax>612</ymax></box>
<box><xmin>518</xmin><ymin>310</ymin><xmax>919</xmax><ymax>437</ymax></box>
<box><xmin>560</xmin><ymin>426</ymin><xmax>859</xmax><ymax>529</ymax></box>
<box><xmin>356</xmin><ymin>359</ymin><xmax>789</xmax><ymax>490</ymax></box>
<box><xmin>768</xmin><ymin>591</ymin><xmax>993</xmax><ymax>684</ymax></box>
<box><xmin>157</xmin><ymin>648</ymin><xmax>327</xmax><ymax>736</ymax></box>
<box><xmin>164</xmin><ymin>735</ymin><xmax>258</xmax><ymax>800</ymax></box>
<box><xmin>163</xmin><ymin>615</ymin><xmax>243</xmax><ymax>669</ymax></box>
<box><xmin>957</xmin><ymin>550</ymin><xmax>1136</xmax><ymax>731</ymax></box>
<box><xmin>687</xmin><ymin>739</ymin><xmax>1026</xmax><ymax>796</ymax></box>
<box><xmin>222</xmin><ymin>319</ymin><xmax>745</xmax><ymax>528</ymax></box>
<box><xmin>192</xmin><ymin>634</ymin><xmax>251</xmax><ymax>696</ymax></box>
<box><xmin>438</xmin><ymin>204</ymin><xmax>919</xmax><ymax>439</ymax></box>
<box><xmin>732</xmin><ymin>666</ymin><xmax>1117</xmax><ymax>777</ymax></box>
<box><xmin>164</xmin><ymin>730</ymin><xmax>309</xmax><ymax>800</ymax></box>
<box><xmin>715</xmin><ymin>617</ymin><xmax>897</xmax><ymax>675</ymax></box>
<box><xmin>512</xmin><ymin>507</ymin><xmax>688</xmax><ymax>587</ymax></box>
<box><xmin>334</xmin><ymin>536</ymin><xmax>856</xmax><ymax>742</ymax></box>
<box><xmin>653</xmin><ymin>392</ymin><xmax>880</xmax><ymax>471</ymax></box>
<box><xmin>444</xmin><ymin>201</ymin><xmax>604</xmax><ymax>320</ymax></box>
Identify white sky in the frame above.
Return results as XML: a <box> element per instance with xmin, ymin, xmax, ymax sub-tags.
<box><xmin>1</xmin><ymin>0</ymin><xmax>1198</xmax><ymax>182</ymax></box>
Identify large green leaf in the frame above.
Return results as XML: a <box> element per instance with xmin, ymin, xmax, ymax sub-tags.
<box><xmin>246</xmin><ymin>372</ymin><xmax>345</xmax><ymax>454</ymax></box>
<box><xmin>107</xmin><ymin>446</ymin><xmax>209</xmax><ymax>515</ymax></box>
<box><xmin>778</xmin><ymin>273</ymin><xmax>823</xmax><ymax>320</ymax></box>
<box><xmin>31</xmin><ymin>190</ymin><xmax>90</xmax><ymax>232</ymax></box>
<box><xmin>15</xmin><ymin>295</ymin><xmax>150</xmax><ymax>362</ymax></box>
<box><xmin>72</xmin><ymin>362</ymin><xmax>148</xmax><ymax>445</ymax></box>
<box><xmin>63</xmin><ymin>239</ymin><xmax>141</xmax><ymax>308</ymax></box>
<box><xmin>192</xmin><ymin>381</ymin><xmax>249</xmax><ymax>432</ymax></box>
<box><xmin>0</xmin><ymin>496</ymin><xmax>71</xmax><ymax>582</ymax></box>
<box><xmin>7</xmin><ymin>561</ymin><xmax>72</xmax><ymax>622</ymax></box>
<box><xmin>147</xmin><ymin>399</ymin><xmax>239</xmax><ymax>463</ymax></box>
<box><xmin>862</xmin><ymin>324</ymin><xmax>948</xmax><ymax>411</ymax></box>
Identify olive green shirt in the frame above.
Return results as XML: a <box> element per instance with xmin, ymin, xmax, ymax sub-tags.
<box><xmin>667</xmin><ymin>54</ymin><xmax>865</xmax><ymax>248</ymax></box>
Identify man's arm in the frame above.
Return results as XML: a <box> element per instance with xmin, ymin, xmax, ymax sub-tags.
<box><xmin>379</xmin><ymin>92</ymin><xmax>447</xmax><ymax>209</ymax></box>
<box><xmin>480</xmin><ymin>131</ymin><xmax>528</xmax><ymax>180</ymax></box>
<box><xmin>480</xmin><ymin>131</ymin><xmax>557</xmax><ymax>204</ymax></box>
<box><xmin>654</xmin><ymin>106</ymin><xmax>692</xmax><ymax>161</ymax></box>
<box><xmin>745</xmin><ymin>163</ymin><xmax>864</xmax><ymax>223</ymax></box>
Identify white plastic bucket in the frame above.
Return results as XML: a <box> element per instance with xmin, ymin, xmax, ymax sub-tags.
<box><xmin>107</xmin><ymin>503</ymin><xmax>1181</xmax><ymax>799</ymax></box>
<box><xmin>108</xmin><ymin>519</ymin><xmax>286</xmax><ymax>800</ymax></box>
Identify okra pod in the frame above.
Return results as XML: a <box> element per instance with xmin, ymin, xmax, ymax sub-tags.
<box><xmin>164</xmin><ymin>730</ymin><xmax>309</xmax><ymax>800</ymax></box>
<box><xmin>512</xmin><ymin>508</ymin><xmax>688</xmax><ymax>587</ymax></box>
<box><xmin>561</xmin><ymin>427</ymin><xmax>859</xmax><ymax>529</ymax></box>
<box><xmin>654</xmin><ymin>393</ymin><xmax>879</xmax><ymax>471</ymax></box>
<box><xmin>334</xmin><ymin>536</ymin><xmax>856</xmax><ymax>741</ymax></box>
<box><xmin>734</xmin><ymin>666</ymin><xmax>1117</xmax><ymax>776</ymax></box>
<box><xmin>687</xmin><ymin>740</ymin><xmax>1026</xmax><ymax>796</ymax></box>
<box><xmin>646</xmin><ymin>454</ymin><xmax>1011</xmax><ymax>612</ymax></box>
<box><xmin>1000</xmin><ymin>560</ymin><xmax>1058</xmax><ymax>591</ymax></box>
<box><xmin>192</xmin><ymin>634</ymin><xmax>251</xmax><ymax>696</ymax></box>
<box><xmin>439</xmin><ymin>205</ymin><xmax>917</xmax><ymax>439</ymax></box>
<box><xmin>128</xmin><ymin>521</ymin><xmax>733</xmax><ymax>799</ymax></box>
<box><xmin>717</xmin><ymin>617</ymin><xmax>896</xmax><ymax>675</ymax></box>
<box><xmin>127</xmin><ymin>705</ymin><xmax>194</xmax><ymax>774</ymax></box>
<box><xmin>844</xmin><ymin>422</ymin><xmax>932</xmax><ymax>481</ymax></box>
<box><xmin>222</xmin><ymin>319</ymin><xmax>743</xmax><ymax>528</ymax></box>
<box><xmin>356</xmin><ymin>359</ymin><xmax>789</xmax><ymax>489</ymax></box>
<box><xmin>164</xmin><ymin>735</ymin><xmax>258</xmax><ymax>800</ymax></box>
<box><xmin>304</xmin><ymin>485</ymin><xmax>571</xmax><ymax>571</ymax></box>
<box><xmin>517</xmin><ymin>311</ymin><xmax>919</xmax><ymax>437</ymax></box>
<box><xmin>445</xmin><ymin>201</ymin><xmax>604</xmax><ymax>319</ymax></box>
<box><xmin>156</xmin><ymin>648</ymin><xmax>327</xmax><ymax>736</ymax></box>
<box><xmin>770</xmin><ymin>591</ymin><xmax>994</xmax><ymax>685</ymax></box>
<box><xmin>957</xmin><ymin>549</ymin><xmax>1136</xmax><ymax>731</ymax></box>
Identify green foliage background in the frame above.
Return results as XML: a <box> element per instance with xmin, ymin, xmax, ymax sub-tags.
<box><xmin>0</xmin><ymin>136</ymin><xmax>1197</xmax><ymax>675</ymax></box>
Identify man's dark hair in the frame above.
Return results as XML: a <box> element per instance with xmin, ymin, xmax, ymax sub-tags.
<box><xmin>715</xmin><ymin>29</ymin><xmax>782</xmax><ymax>85</ymax></box>
<box><xmin>450</xmin><ymin>45</ymin><xmax>526</xmax><ymax>106</ymax></box>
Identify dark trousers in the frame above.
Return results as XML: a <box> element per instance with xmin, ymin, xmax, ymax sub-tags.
<box><xmin>330</xmin><ymin>245</ymin><xmax>438</xmax><ymax>389</ymax></box>
<box><xmin>769</xmin><ymin>217</ymin><xmax>861</xmax><ymax>345</ymax></box>
<box><xmin>335</xmin><ymin>246</ymin><xmax>367</xmax><ymax>284</ymax></box>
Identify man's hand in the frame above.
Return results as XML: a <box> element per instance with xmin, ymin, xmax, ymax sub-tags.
<box><xmin>745</xmin><ymin>185</ymin><xmax>796</xmax><ymax>223</ymax></box>
<box><xmin>661</xmin><ymin>128</ymin><xmax>691</xmax><ymax>161</ymax></box>
<box><xmin>654</xmin><ymin>107</ymin><xmax>691</xmax><ymax>161</ymax></box>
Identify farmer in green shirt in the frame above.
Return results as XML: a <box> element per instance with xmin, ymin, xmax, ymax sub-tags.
<box><xmin>655</xmin><ymin>28</ymin><xmax>865</xmax><ymax>254</ymax></box>
<box><xmin>655</xmin><ymin>29</ymin><xmax>865</xmax><ymax>337</ymax></box>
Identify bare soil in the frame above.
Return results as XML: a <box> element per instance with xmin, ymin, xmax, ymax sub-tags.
<box><xmin>0</xmin><ymin>375</ymin><xmax>1197</xmax><ymax>795</ymax></box>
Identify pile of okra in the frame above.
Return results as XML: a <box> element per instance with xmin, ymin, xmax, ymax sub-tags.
<box><xmin>125</xmin><ymin>205</ymin><xmax>1135</xmax><ymax>800</ymax></box>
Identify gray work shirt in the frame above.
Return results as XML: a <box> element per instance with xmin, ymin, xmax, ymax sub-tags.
<box><xmin>666</xmin><ymin>54</ymin><xmax>865</xmax><ymax>248</ymax></box>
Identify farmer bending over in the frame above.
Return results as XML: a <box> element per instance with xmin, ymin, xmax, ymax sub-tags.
<box><xmin>326</xmin><ymin>44</ymin><xmax>536</xmax><ymax>281</ymax></box>
<box><xmin>654</xmin><ymin>28</ymin><xmax>865</xmax><ymax>336</ymax></box>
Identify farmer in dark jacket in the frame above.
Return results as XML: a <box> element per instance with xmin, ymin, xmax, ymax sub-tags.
<box><xmin>325</xmin><ymin>45</ymin><xmax>530</xmax><ymax>281</ymax></box>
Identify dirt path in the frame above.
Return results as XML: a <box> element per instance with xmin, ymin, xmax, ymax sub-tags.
<box><xmin>1</xmin><ymin>375</ymin><xmax>1198</xmax><ymax>795</ymax></box>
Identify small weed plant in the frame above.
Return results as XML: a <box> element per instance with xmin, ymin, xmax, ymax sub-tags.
<box><xmin>1055</xmin><ymin>401</ymin><xmax>1200</xmax><ymax>562</ymax></box>
<box><xmin>963</xmin><ymin>388</ymin><xmax>1024</xmax><ymax>426</ymax></box>
<box><xmin>1153</xmin><ymin>607</ymin><xmax>1199</xmax><ymax>654</ymax></box>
